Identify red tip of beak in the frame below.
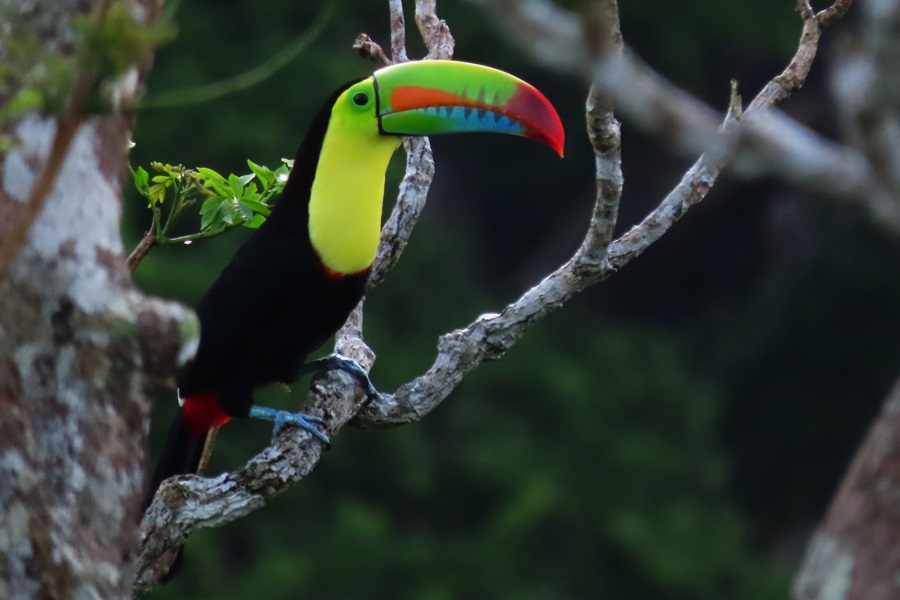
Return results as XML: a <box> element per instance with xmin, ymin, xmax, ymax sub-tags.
<box><xmin>508</xmin><ymin>84</ymin><xmax>565</xmax><ymax>157</ymax></box>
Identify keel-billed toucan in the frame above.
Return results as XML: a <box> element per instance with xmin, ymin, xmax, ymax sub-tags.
<box><xmin>147</xmin><ymin>61</ymin><xmax>564</xmax><ymax>507</ymax></box>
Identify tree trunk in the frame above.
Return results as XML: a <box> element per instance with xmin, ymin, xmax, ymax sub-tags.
<box><xmin>0</xmin><ymin>1</ymin><xmax>192</xmax><ymax>597</ymax></box>
<box><xmin>794</xmin><ymin>374</ymin><xmax>900</xmax><ymax>600</ymax></box>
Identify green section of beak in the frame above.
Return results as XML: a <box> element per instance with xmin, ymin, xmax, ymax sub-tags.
<box><xmin>374</xmin><ymin>60</ymin><xmax>565</xmax><ymax>156</ymax></box>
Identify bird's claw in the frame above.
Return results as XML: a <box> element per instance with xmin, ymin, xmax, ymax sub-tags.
<box><xmin>303</xmin><ymin>354</ymin><xmax>378</xmax><ymax>398</ymax></box>
<box><xmin>249</xmin><ymin>405</ymin><xmax>331</xmax><ymax>448</ymax></box>
<box><xmin>273</xmin><ymin>412</ymin><xmax>331</xmax><ymax>447</ymax></box>
<box><xmin>329</xmin><ymin>356</ymin><xmax>377</xmax><ymax>397</ymax></box>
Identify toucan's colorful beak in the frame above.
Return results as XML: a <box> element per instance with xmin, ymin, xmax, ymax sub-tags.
<box><xmin>373</xmin><ymin>60</ymin><xmax>565</xmax><ymax>157</ymax></box>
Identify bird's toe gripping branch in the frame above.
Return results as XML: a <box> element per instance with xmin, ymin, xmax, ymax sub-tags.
<box><xmin>301</xmin><ymin>353</ymin><xmax>378</xmax><ymax>398</ymax></box>
<box><xmin>247</xmin><ymin>355</ymin><xmax>377</xmax><ymax>449</ymax></box>
<box><xmin>248</xmin><ymin>405</ymin><xmax>331</xmax><ymax>447</ymax></box>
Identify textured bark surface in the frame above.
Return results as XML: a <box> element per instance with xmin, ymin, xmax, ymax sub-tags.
<box><xmin>794</xmin><ymin>376</ymin><xmax>900</xmax><ymax>600</ymax></box>
<box><xmin>0</xmin><ymin>1</ymin><xmax>193</xmax><ymax>597</ymax></box>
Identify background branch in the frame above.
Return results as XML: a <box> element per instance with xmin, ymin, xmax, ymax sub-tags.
<box><xmin>463</xmin><ymin>0</ymin><xmax>900</xmax><ymax>239</ymax></box>
<box><xmin>831</xmin><ymin>0</ymin><xmax>900</xmax><ymax>194</ymax></box>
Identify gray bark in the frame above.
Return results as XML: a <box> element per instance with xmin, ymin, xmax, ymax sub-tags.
<box><xmin>794</xmin><ymin>375</ymin><xmax>900</xmax><ymax>600</ymax></box>
<box><xmin>0</xmin><ymin>2</ymin><xmax>193</xmax><ymax>597</ymax></box>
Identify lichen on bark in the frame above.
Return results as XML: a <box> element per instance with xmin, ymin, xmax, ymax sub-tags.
<box><xmin>0</xmin><ymin>1</ymin><xmax>191</xmax><ymax>598</ymax></box>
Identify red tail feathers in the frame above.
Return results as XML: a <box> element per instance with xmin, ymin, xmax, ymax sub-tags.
<box><xmin>180</xmin><ymin>391</ymin><xmax>232</xmax><ymax>436</ymax></box>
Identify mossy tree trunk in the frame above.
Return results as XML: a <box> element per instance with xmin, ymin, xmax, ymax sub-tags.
<box><xmin>0</xmin><ymin>1</ymin><xmax>192</xmax><ymax>597</ymax></box>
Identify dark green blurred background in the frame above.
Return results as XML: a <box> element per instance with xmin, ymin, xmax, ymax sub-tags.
<box><xmin>129</xmin><ymin>1</ymin><xmax>900</xmax><ymax>598</ymax></box>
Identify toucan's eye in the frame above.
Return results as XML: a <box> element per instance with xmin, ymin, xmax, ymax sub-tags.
<box><xmin>352</xmin><ymin>92</ymin><xmax>369</xmax><ymax>107</ymax></box>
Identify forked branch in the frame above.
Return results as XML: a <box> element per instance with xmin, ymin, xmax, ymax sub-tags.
<box><xmin>136</xmin><ymin>0</ymin><xmax>855</xmax><ymax>590</ymax></box>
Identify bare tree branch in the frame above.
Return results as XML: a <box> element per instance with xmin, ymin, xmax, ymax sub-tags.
<box><xmin>126</xmin><ymin>220</ymin><xmax>157</xmax><ymax>273</ymax></box>
<box><xmin>748</xmin><ymin>0</ymin><xmax>850</xmax><ymax>110</ymax></box>
<box><xmin>369</xmin><ymin>137</ymin><xmax>436</xmax><ymax>286</ymax></box>
<box><xmin>389</xmin><ymin>0</ymin><xmax>409</xmax><ymax>63</ymax></box>
<box><xmin>818</xmin><ymin>0</ymin><xmax>855</xmax><ymax>27</ymax></box>
<box><xmin>136</xmin><ymin>0</ymin><xmax>858</xmax><ymax>590</ymax></box>
<box><xmin>353</xmin><ymin>33</ymin><xmax>392</xmax><ymax>66</ymax></box>
<box><xmin>370</xmin><ymin>0</ymin><xmax>454</xmax><ymax>286</ymax></box>
<box><xmin>606</xmin><ymin>85</ymin><xmax>743</xmax><ymax>271</ymax></box>
<box><xmin>356</xmin><ymin>0</ymin><xmax>859</xmax><ymax>427</ymax></box>
<box><xmin>579</xmin><ymin>0</ymin><xmax>624</xmax><ymax>265</ymax></box>
<box><xmin>462</xmin><ymin>0</ymin><xmax>900</xmax><ymax>238</ymax></box>
<box><xmin>416</xmin><ymin>0</ymin><xmax>455</xmax><ymax>60</ymax></box>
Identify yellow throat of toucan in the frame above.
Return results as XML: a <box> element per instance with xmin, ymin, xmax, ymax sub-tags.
<box><xmin>308</xmin><ymin>80</ymin><xmax>400</xmax><ymax>276</ymax></box>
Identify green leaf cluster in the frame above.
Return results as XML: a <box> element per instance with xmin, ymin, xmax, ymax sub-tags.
<box><xmin>131</xmin><ymin>158</ymin><xmax>290</xmax><ymax>245</ymax></box>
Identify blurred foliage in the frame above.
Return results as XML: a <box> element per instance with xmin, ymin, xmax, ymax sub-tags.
<box><xmin>127</xmin><ymin>0</ymin><xmax>900</xmax><ymax>598</ymax></box>
<box><xmin>74</xmin><ymin>1</ymin><xmax>177</xmax><ymax>87</ymax></box>
<box><xmin>0</xmin><ymin>0</ymin><xmax>175</xmax><ymax>137</ymax></box>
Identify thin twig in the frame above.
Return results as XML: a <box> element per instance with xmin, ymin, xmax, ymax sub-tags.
<box><xmin>748</xmin><ymin>0</ymin><xmax>827</xmax><ymax>111</ymax></box>
<box><xmin>817</xmin><ymin>0</ymin><xmax>854</xmax><ymax>28</ymax></box>
<box><xmin>577</xmin><ymin>0</ymin><xmax>625</xmax><ymax>266</ymax></box>
<box><xmin>416</xmin><ymin>0</ymin><xmax>455</xmax><ymax>59</ymax></box>
<box><xmin>126</xmin><ymin>220</ymin><xmax>157</xmax><ymax>272</ymax></box>
<box><xmin>353</xmin><ymin>33</ymin><xmax>392</xmax><ymax>66</ymax></box>
<box><xmin>607</xmin><ymin>83</ymin><xmax>743</xmax><ymax>270</ymax></box>
<box><xmin>197</xmin><ymin>427</ymin><xmax>220</xmax><ymax>475</ymax></box>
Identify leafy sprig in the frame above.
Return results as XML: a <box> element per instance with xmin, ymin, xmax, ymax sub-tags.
<box><xmin>131</xmin><ymin>159</ymin><xmax>291</xmax><ymax>246</ymax></box>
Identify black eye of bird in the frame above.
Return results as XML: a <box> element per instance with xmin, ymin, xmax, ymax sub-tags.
<box><xmin>352</xmin><ymin>92</ymin><xmax>369</xmax><ymax>107</ymax></box>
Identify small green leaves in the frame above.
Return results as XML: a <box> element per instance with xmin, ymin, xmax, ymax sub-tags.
<box><xmin>241</xmin><ymin>198</ymin><xmax>272</xmax><ymax>217</ymax></box>
<box><xmin>247</xmin><ymin>159</ymin><xmax>275</xmax><ymax>190</ymax></box>
<box><xmin>132</xmin><ymin>165</ymin><xmax>150</xmax><ymax>198</ymax></box>
<box><xmin>131</xmin><ymin>158</ymin><xmax>291</xmax><ymax>246</ymax></box>
<box><xmin>152</xmin><ymin>163</ymin><xmax>181</xmax><ymax>204</ymax></box>
<box><xmin>200</xmin><ymin>195</ymin><xmax>241</xmax><ymax>234</ymax></box>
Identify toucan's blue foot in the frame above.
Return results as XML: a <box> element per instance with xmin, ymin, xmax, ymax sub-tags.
<box><xmin>249</xmin><ymin>405</ymin><xmax>331</xmax><ymax>447</ymax></box>
<box><xmin>300</xmin><ymin>354</ymin><xmax>377</xmax><ymax>397</ymax></box>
